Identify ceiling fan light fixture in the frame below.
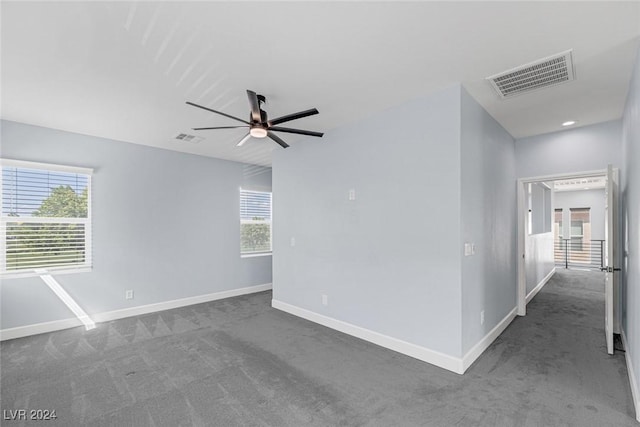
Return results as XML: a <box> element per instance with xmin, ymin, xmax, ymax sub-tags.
<box><xmin>250</xmin><ymin>127</ymin><xmax>268</xmax><ymax>138</ymax></box>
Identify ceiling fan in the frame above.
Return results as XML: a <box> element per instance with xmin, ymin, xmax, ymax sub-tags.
<box><xmin>186</xmin><ymin>90</ymin><xmax>323</xmax><ymax>148</ymax></box>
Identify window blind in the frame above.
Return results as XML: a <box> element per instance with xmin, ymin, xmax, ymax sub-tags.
<box><xmin>1</xmin><ymin>159</ymin><xmax>92</xmax><ymax>276</ymax></box>
<box><xmin>240</xmin><ymin>189</ymin><xmax>272</xmax><ymax>254</ymax></box>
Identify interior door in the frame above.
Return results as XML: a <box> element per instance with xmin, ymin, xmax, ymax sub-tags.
<box><xmin>604</xmin><ymin>164</ymin><xmax>619</xmax><ymax>355</ymax></box>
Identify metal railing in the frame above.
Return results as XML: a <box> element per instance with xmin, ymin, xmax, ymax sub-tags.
<box><xmin>554</xmin><ymin>239</ymin><xmax>605</xmax><ymax>271</ymax></box>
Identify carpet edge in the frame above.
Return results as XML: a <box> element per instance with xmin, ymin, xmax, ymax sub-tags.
<box><xmin>271</xmin><ymin>298</ymin><xmax>464</xmax><ymax>374</ymax></box>
<box><xmin>0</xmin><ymin>283</ymin><xmax>273</xmax><ymax>341</ymax></box>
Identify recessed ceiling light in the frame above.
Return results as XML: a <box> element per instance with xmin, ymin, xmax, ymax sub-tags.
<box><xmin>562</xmin><ymin>120</ymin><xmax>576</xmax><ymax>126</ymax></box>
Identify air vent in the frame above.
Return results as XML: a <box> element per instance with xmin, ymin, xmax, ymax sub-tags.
<box><xmin>487</xmin><ymin>50</ymin><xmax>575</xmax><ymax>98</ymax></box>
<box><xmin>173</xmin><ymin>133</ymin><xmax>203</xmax><ymax>144</ymax></box>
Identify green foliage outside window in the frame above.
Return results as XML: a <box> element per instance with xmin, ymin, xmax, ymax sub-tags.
<box><xmin>241</xmin><ymin>217</ymin><xmax>271</xmax><ymax>253</ymax></box>
<box><xmin>5</xmin><ymin>185</ymin><xmax>88</xmax><ymax>270</ymax></box>
<box><xmin>33</xmin><ymin>185</ymin><xmax>88</xmax><ymax>218</ymax></box>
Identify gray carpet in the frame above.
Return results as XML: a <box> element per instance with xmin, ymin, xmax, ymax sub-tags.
<box><xmin>1</xmin><ymin>270</ymin><xmax>637</xmax><ymax>426</ymax></box>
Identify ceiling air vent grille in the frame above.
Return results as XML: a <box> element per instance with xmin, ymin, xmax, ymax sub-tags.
<box><xmin>173</xmin><ymin>133</ymin><xmax>203</xmax><ymax>144</ymax></box>
<box><xmin>487</xmin><ymin>50</ymin><xmax>575</xmax><ymax>98</ymax></box>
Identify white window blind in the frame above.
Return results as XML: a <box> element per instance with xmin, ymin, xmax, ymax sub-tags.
<box><xmin>1</xmin><ymin>159</ymin><xmax>92</xmax><ymax>277</ymax></box>
<box><xmin>240</xmin><ymin>189</ymin><xmax>272</xmax><ymax>255</ymax></box>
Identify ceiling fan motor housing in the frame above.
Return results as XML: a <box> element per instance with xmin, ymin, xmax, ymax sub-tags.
<box><xmin>255</xmin><ymin>95</ymin><xmax>267</xmax><ymax>124</ymax></box>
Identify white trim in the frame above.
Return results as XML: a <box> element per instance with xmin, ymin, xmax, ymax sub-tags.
<box><xmin>1</xmin><ymin>266</ymin><xmax>92</xmax><ymax>280</ymax></box>
<box><xmin>539</xmin><ymin>181</ymin><xmax>553</xmax><ymax>190</ymax></box>
<box><xmin>526</xmin><ymin>267</ymin><xmax>556</xmax><ymax>304</ymax></box>
<box><xmin>518</xmin><ymin>169</ymin><xmax>607</xmax><ymax>184</ymax></box>
<box><xmin>0</xmin><ymin>317</ymin><xmax>85</xmax><ymax>341</ymax></box>
<box><xmin>93</xmin><ymin>283</ymin><xmax>272</xmax><ymax>323</ymax></box>
<box><xmin>461</xmin><ymin>307</ymin><xmax>518</xmax><ymax>371</ymax></box>
<box><xmin>0</xmin><ymin>283</ymin><xmax>272</xmax><ymax>341</ymax></box>
<box><xmin>271</xmin><ymin>299</ymin><xmax>465</xmax><ymax>374</ymax></box>
<box><xmin>621</xmin><ymin>330</ymin><xmax>640</xmax><ymax>422</ymax></box>
<box><xmin>0</xmin><ymin>158</ymin><xmax>93</xmax><ymax>175</ymax></box>
<box><xmin>517</xmin><ymin>179</ymin><xmax>527</xmax><ymax>316</ymax></box>
<box><xmin>241</xmin><ymin>252</ymin><xmax>272</xmax><ymax>258</ymax></box>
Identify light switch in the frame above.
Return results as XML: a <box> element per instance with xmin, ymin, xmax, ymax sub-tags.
<box><xmin>348</xmin><ymin>189</ymin><xmax>356</xmax><ymax>201</ymax></box>
<box><xmin>290</xmin><ymin>237</ymin><xmax>296</xmax><ymax>247</ymax></box>
<box><xmin>464</xmin><ymin>243</ymin><xmax>473</xmax><ymax>256</ymax></box>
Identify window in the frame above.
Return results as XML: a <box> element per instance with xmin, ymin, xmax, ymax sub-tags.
<box><xmin>570</xmin><ymin>207</ymin><xmax>590</xmax><ymax>251</ymax></box>
<box><xmin>240</xmin><ymin>189</ymin><xmax>272</xmax><ymax>255</ymax></box>
<box><xmin>1</xmin><ymin>159</ymin><xmax>92</xmax><ymax>276</ymax></box>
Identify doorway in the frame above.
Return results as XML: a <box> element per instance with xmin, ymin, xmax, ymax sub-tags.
<box><xmin>516</xmin><ymin>167</ymin><xmax>620</xmax><ymax>353</ymax></box>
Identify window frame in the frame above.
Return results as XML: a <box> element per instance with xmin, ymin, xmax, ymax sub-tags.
<box><xmin>569</xmin><ymin>207</ymin><xmax>590</xmax><ymax>252</ymax></box>
<box><xmin>1</xmin><ymin>158</ymin><xmax>93</xmax><ymax>278</ymax></box>
<box><xmin>554</xmin><ymin>208</ymin><xmax>563</xmax><ymax>239</ymax></box>
<box><xmin>569</xmin><ymin>207</ymin><xmax>590</xmax><ymax>239</ymax></box>
<box><xmin>239</xmin><ymin>188</ymin><xmax>272</xmax><ymax>257</ymax></box>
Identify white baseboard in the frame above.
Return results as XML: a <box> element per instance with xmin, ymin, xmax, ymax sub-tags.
<box><xmin>621</xmin><ymin>330</ymin><xmax>640</xmax><ymax>422</ymax></box>
<box><xmin>271</xmin><ymin>299</ymin><xmax>465</xmax><ymax>374</ymax></box>
<box><xmin>461</xmin><ymin>307</ymin><xmax>518</xmax><ymax>372</ymax></box>
<box><xmin>0</xmin><ymin>283</ymin><xmax>272</xmax><ymax>341</ymax></box>
<box><xmin>526</xmin><ymin>267</ymin><xmax>556</xmax><ymax>304</ymax></box>
<box><xmin>0</xmin><ymin>317</ymin><xmax>86</xmax><ymax>342</ymax></box>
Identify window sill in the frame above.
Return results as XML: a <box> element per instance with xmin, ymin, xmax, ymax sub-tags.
<box><xmin>241</xmin><ymin>253</ymin><xmax>272</xmax><ymax>259</ymax></box>
<box><xmin>1</xmin><ymin>267</ymin><xmax>92</xmax><ymax>280</ymax></box>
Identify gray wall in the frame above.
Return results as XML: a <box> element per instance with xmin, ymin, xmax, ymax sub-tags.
<box><xmin>516</xmin><ymin>120</ymin><xmax>622</xmax><ymax>179</ymax></box>
<box><xmin>459</xmin><ymin>88</ymin><xmax>516</xmax><ymax>354</ymax></box>
<box><xmin>273</xmin><ymin>85</ymin><xmax>519</xmax><ymax>359</ymax></box>
<box><xmin>273</xmin><ymin>85</ymin><xmax>464</xmax><ymax>357</ymax></box>
<box><xmin>524</xmin><ymin>182</ymin><xmax>554</xmax><ymax>295</ymax></box>
<box><xmin>525</xmin><ymin>233</ymin><xmax>554</xmax><ymax>295</ymax></box>
<box><xmin>0</xmin><ymin>120</ymin><xmax>272</xmax><ymax>329</ymax></box>
<box><xmin>555</xmin><ymin>189</ymin><xmax>606</xmax><ymax>240</ymax></box>
<box><xmin>621</xmin><ymin>44</ymin><xmax>640</xmax><ymax>415</ymax></box>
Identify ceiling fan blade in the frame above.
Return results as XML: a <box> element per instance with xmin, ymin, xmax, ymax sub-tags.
<box><xmin>268</xmin><ymin>108</ymin><xmax>319</xmax><ymax>126</ymax></box>
<box><xmin>269</xmin><ymin>126</ymin><xmax>324</xmax><ymax>138</ymax></box>
<box><xmin>247</xmin><ymin>90</ymin><xmax>262</xmax><ymax>123</ymax></box>
<box><xmin>186</xmin><ymin>101</ymin><xmax>249</xmax><ymax>125</ymax></box>
<box><xmin>193</xmin><ymin>126</ymin><xmax>247</xmax><ymax>130</ymax></box>
<box><xmin>267</xmin><ymin>131</ymin><xmax>289</xmax><ymax>148</ymax></box>
<box><xmin>236</xmin><ymin>133</ymin><xmax>252</xmax><ymax>147</ymax></box>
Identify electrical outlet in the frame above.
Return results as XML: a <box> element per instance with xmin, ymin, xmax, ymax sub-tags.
<box><xmin>125</xmin><ymin>290</ymin><xmax>134</xmax><ymax>300</ymax></box>
<box><xmin>322</xmin><ymin>294</ymin><xmax>328</xmax><ymax>306</ymax></box>
<box><xmin>480</xmin><ymin>310</ymin><xmax>485</xmax><ymax>325</ymax></box>
<box><xmin>348</xmin><ymin>189</ymin><xmax>356</xmax><ymax>201</ymax></box>
<box><xmin>290</xmin><ymin>237</ymin><xmax>296</xmax><ymax>247</ymax></box>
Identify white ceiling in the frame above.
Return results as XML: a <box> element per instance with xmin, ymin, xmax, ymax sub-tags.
<box><xmin>2</xmin><ymin>1</ymin><xmax>639</xmax><ymax>167</ymax></box>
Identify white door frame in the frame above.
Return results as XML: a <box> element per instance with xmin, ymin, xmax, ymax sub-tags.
<box><xmin>516</xmin><ymin>169</ymin><xmax>607</xmax><ymax>316</ymax></box>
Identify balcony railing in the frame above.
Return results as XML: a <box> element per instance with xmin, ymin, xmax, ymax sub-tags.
<box><xmin>554</xmin><ymin>238</ymin><xmax>605</xmax><ymax>271</ymax></box>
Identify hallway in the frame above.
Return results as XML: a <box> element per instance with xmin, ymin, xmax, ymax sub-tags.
<box><xmin>469</xmin><ymin>268</ymin><xmax>636</xmax><ymax>425</ymax></box>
